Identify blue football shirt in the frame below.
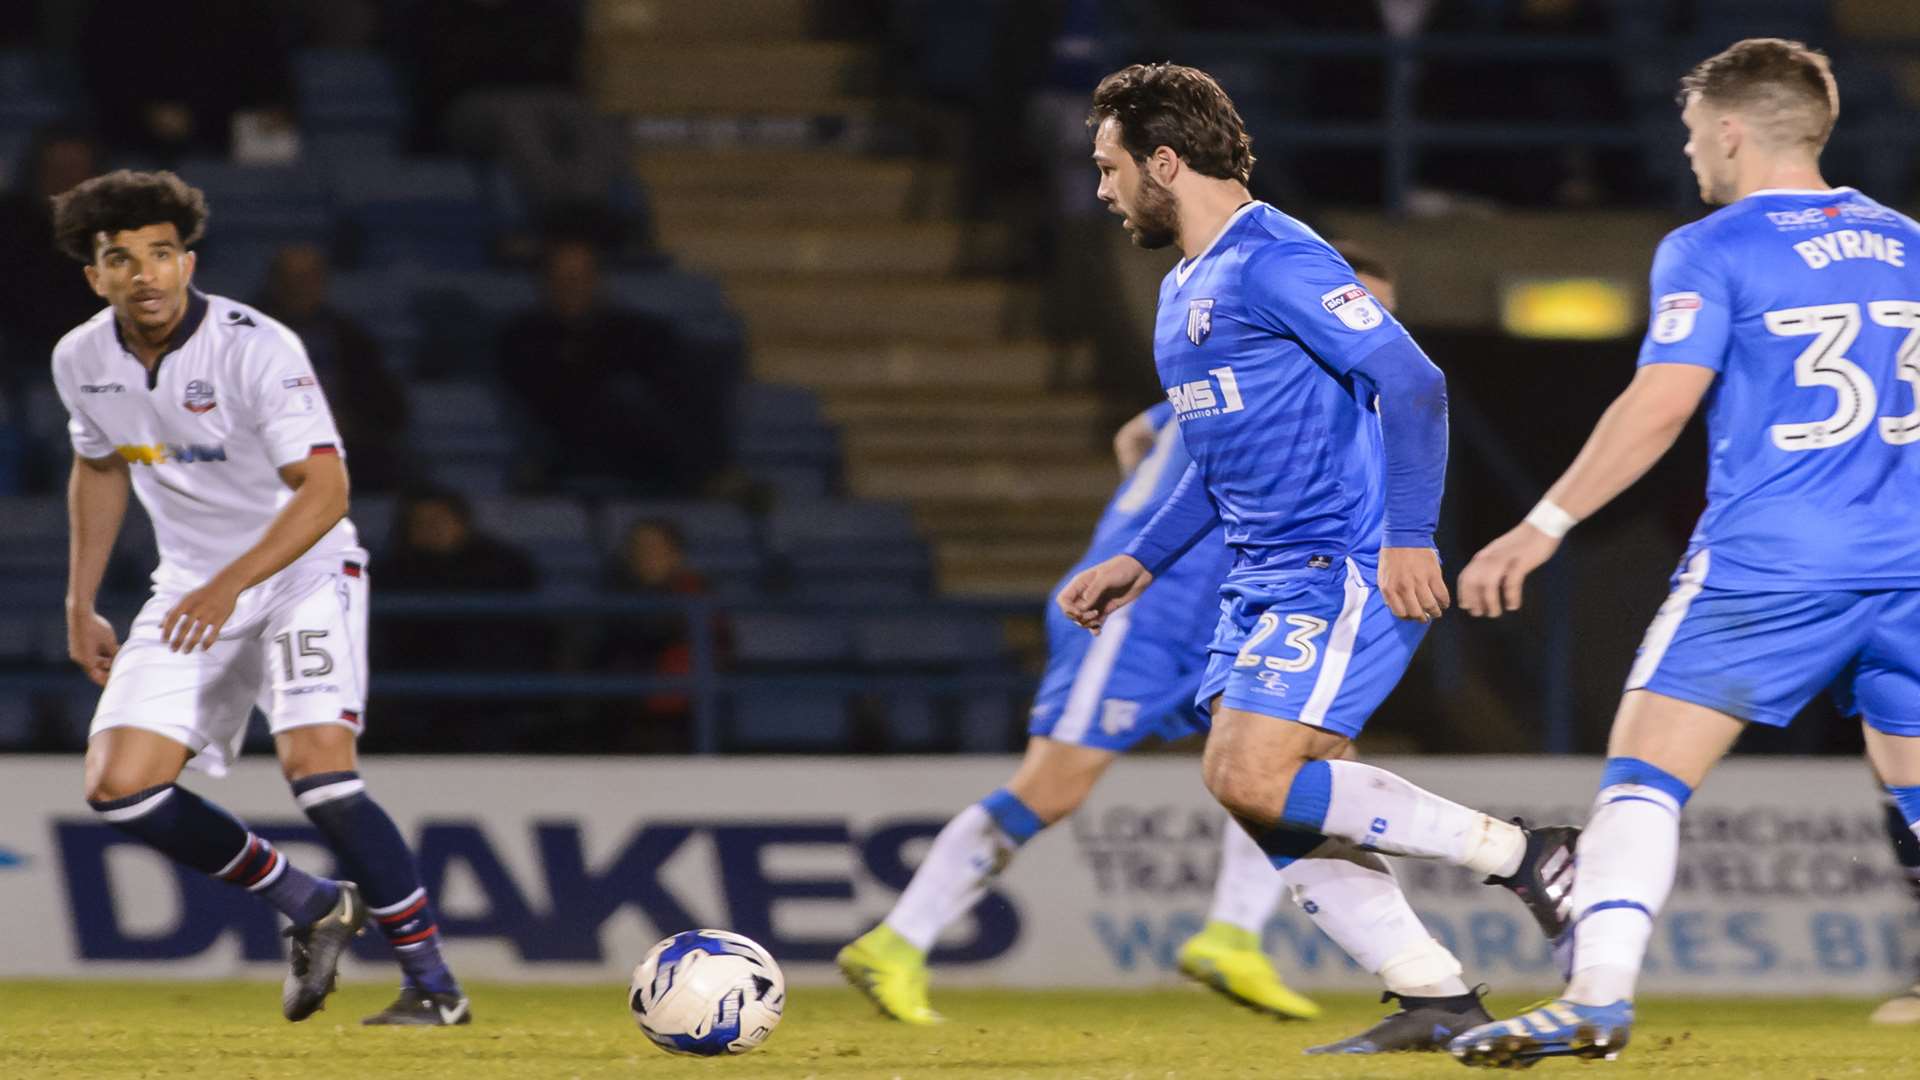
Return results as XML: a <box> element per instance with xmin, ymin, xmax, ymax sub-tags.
<box><xmin>1638</xmin><ymin>186</ymin><xmax>1920</xmax><ymax>589</ymax></box>
<box><xmin>1151</xmin><ymin>202</ymin><xmax>1411</xmax><ymax>579</ymax></box>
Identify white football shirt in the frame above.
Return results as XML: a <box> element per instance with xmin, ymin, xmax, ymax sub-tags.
<box><xmin>51</xmin><ymin>289</ymin><xmax>367</xmax><ymax>594</ymax></box>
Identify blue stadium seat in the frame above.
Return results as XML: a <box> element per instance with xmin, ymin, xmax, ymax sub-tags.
<box><xmin>349</xmin><ymin>494</ymin><xmax>397</xmax><ymax>554</ymax></box>
<box><xmin>293</xmin><ymin>50</ymin><xmax>407</xmax><ymax>136</ymax></box>
<box><xmin>307</xmin><ymin>130</ymin><xmax>401</xmax><ymax>165</ymax></box>
<box><xmin>328</xmin><ymin>159</ymin><xmax>492</xmax><ymax>269</ymax></box>
<box><xmin>0</xmin><ymin>52</ymin><xmax>73</xmax><ymax>127</ymax></box>
<box><xmin>729</xmin><ymin>612</ymin><xmax>852</xmax><ymax>667</ymax></box>
<box><xmin>767</xmin><ymin>500</ymin><xmax>929</xmax><ymax>600</ymax></box>
<box><xmin>735</xmin><ymin>384</ymin><xmax>840</xmax><ymax>498</ymax></box>
<box><xmin>0</xmin><ymin>694</ymin><xmax>30</xmax><ymax>747</ymax></box>
<box><xmin>853</xmin><ymin>612</ymin><xmax>1004</xmax><ymax>668</ymax></box>
<box><xmin>192</xmin><ymin>237</ymin><xmax>290</xmax><ymax>301</ymax></box>
<box><xmin>601</xmin><ymin>499</ymin><xmax>761</xmax><ymax>593</ymax></box>
<box><xmin>467</xmin><ymin>495</ymin><xmax>596</xmax><ymax>587</ymax></box>
<box><xmin>174</xmin><ymin>159</ymin><xmax>329</xmax><ymax>243</ymax></box>
<box><xmin>407</xmin><ymin>380</ymin><xmax>514</xmax><ymax>494</ymax></box>
<box><xmin>727</xmin><ymin>687</ymin><xmax>851</xmax><ymax>750</ymax></box>
<box><xmin>0</xmin><ymin>495</ymin><xmax>67</xmax><ymax>578</ymax></box>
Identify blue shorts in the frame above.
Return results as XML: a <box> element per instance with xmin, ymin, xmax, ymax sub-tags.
<box><xmin>1626</xmin><ymin>550</ymin><xmax>1920</xmax><ymax>734</ymax></box>
<box><xmin>1195</xmin><ymin>558</ymin><xmax>1427</xmax><ymax>739</ymax></box>
<box><xmin>1029</xmin><ymin>602</ymin><xmax>1209</xmax><ymax>752</ymax></box>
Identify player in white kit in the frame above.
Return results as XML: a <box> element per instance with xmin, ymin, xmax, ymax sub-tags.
<box><xmin>53</xmin><ymin>170</ymin><xmax>468</xmax><ymax>1026</ymax></box>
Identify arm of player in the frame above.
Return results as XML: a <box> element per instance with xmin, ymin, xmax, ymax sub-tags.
<box><xmin>1349</xmin><ymin>334</ymin><xmax>1451</xmax><ymax>622</ymax></box>
<box><xmin>1458</xmin><ymin>363</ymin><xmax>1716</xmax><ymax>617</ymax></box>
<box><xmin>1057</xmin><ymin>461</ymin><xmax>1217</xmax><ymax>632</ymax></box>
<box><xmin>66</xmin><ymin>453</ymin><xmax>130</xmax><ymax>686</ymax></box>
<box><xmin>162</xmin><ymin>452</ymin><xmax>351</xmax><ymax>652</ymax></box>
<box><xmin>1112</xmin><ymin>408</ymin><xmax>1160</xmax><ymax>475</ymax></box>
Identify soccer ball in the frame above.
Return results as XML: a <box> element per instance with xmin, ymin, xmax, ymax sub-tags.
<box><xmin>629</xmin><ymin>929</ymin><xmax>786</xmax><ymax>1056</ymax></box>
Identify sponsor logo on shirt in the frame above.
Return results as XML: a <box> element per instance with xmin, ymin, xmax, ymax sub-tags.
<box><xmin>182</xmin><ymin>379</ymin><xmax>217</xmax><ymax>414</ymax></box>
<box><xmin>115</xmin><ymin>442</ymin><xmax>227</xmax><ymax>466</ymax></box>
<box><xmin>281</xmin><ymin>375</ymin><xmax>317</xmax><ymax>389</ymax></box>
<box><xmin>1186</xmin><ymin>298</ymin><xmax>1214</xmax><ymax>346</ymax></box>
<box><xmin>1320</xmin><ymin>283</ymin><xmax>1384</xmax><ymax>331</ymax></box>
<box><xmin>80</xmin><ymin>382</ymin><xmax>124</xmax><ymax>394</ymax></box>
<box><xmin>1651</xmin><ymin>292</ymin><xmax>1701</xmax><ymax>345</ymax></box>
<box><xmin>1766</xmin><ymin>202</ymin><xmax>1903</xmax><ymax>231</ymax></box>
<box><xmin>1166</xmin><ymin>366</ymin><xmax>1246</xmax><ymax>420</ymax></box>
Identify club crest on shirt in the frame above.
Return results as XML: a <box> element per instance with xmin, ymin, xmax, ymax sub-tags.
<box><xmin>1187</xmin><ymin>298</ymin><xmax>1214</xmax><ymax>345</ymax></box>
<box><xmin>183</xmin><ymin>379</ymin><xmax>217</xmax><ymax>414</ymax></box>
<box><xmin>1320</xmin><ymin>283</ymin><xmax>1384</xmax><ymax>331</ymax></box>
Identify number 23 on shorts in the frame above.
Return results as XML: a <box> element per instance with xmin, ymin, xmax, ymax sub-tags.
<box><xmin>1234</xmin><ymin>612</ymin><xmax>1330</xmax><ymax>673</ymax></box>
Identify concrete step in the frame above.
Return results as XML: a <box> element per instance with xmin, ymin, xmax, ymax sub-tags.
<box><xmin>935</xmin><ymin>542</ymin><xmax>1088</xmax><ymax>599</ymax></box>
<box><xmin>751</xmin><ymin>341</ymin><xmax>1060</xmax><ymax>392</ymax></box>
<box><xmin>915</xmin><ymin>498</ymin><xmax>1108</xmax><ymax>544</ymax></box>
<box><xmin>847</xmin><ymin>454</ymin><xmax>1116</xmax><ymax>501</ymax></box>
<box><xmin>651</xmin><ymin>191</ymin><xmax>953</xmax><ymax>226</ymax></box>
<box><xmin>596</xmin><ymin>43</ymin><xmax>874</xmax><ymax>115</ymax></box>
<box><xmin>636</xmin><ymin>151</ymin><xmax>947</xmax><ymax>205</ymax></box>
<box><xmin>729</xmin><ymin>278</ymin><xmax>1032</xmax><ymax>343</ymax></box>
<box><xmin>821</xmin><ymin>390</ymin><xmax>1103</xmax><ymax>426</ymax></box>
<box><xmin>661</xmin><ymin>221</ymin><xmax>1013</xmax><ymax>277</ymax></box>
<box><xmin>588</xmin><ymin>0</ymin><xmax>816</xmax><ymax>43</ymax></box>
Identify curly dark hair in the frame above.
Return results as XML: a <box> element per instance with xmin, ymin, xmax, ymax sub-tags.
<box><xmin>1088</xmin><ymin>63</ymin><xmax>1255</xmax><ymax>184</ymax></box>
<box><xmin>50</xmin><ymin>169</ymin><xmax>209</xmax><ymax>264</ymax></box>
<box><xmin>1679</xmin><ymin>38</ymin><xmax>1838</xmax><ymax>150</ymax></box>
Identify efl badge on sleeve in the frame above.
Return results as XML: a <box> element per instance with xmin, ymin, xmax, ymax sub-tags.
<box><xmin>1651</xmin><ymin>292</ymin><xmax>1702</xmax><ymax>344</ymax></box>
<box><xmin>1187</xmin><ymin>298</ymin><xmax>1215</xmax><ymax>346</ymax></box>
<box><xmin>1321</xmin><ymin>284</ymin><xmax>1384</xmax><ymax>331</ymax></box>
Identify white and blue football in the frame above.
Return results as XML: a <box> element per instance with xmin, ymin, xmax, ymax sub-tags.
<box><xmin>629</xmin><ymin>929</ymin><xmax>786</xmax><ymax>1056</ymax></box>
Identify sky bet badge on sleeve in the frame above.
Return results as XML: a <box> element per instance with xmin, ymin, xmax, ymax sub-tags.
<box><xmin>1320</xmin><ymin>284</ymin><xmax>1383</xmax><ymax>331</ymax></box>
<box><xmin>1652</xmin><ymin>291</ymin><xmax>1702</xmax><ymax>344</ymax></box>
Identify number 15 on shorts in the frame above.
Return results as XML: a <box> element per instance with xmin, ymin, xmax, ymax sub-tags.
<box><xmin>1234</xmin><ymin>613</ymin><xmax>1330</xmax><ymax>673</ymax></box>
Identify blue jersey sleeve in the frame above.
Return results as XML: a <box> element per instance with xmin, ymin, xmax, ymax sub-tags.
<box><xmin>1240</xmin><ymin>240</ymin><xmax>1410</xmax><ymax>374</ymax></box>
<box><xmin>1637</xmin><ymin>229</ymin><xmax>1734</xmax><ymax>371</ymax></box>
<box><xmin>1349</xmin><ymin>335</ymin><xmax>1448</xmax><ymax>549</ymax></box>
<box><xmin>1142</xmin><ymin>401</ymin><xmax>1174</xmax><ymax>428</ymax></box>
<box><xmin>1122</xmin><ymin>461</ymin><xmax>1219</xmax><ymax>576</ymax></box>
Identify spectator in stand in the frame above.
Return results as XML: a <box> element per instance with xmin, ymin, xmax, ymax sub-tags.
<box><xmin>254</xmin><ymin>243</ymin><xmax>411</xmax><ymax>491</ymax></box>
<box><xmin>402</xmin><ymin>0</ymin><xmax>629</xmax><ymax>229</ymax></box>
<box><xmin>380</xmin><ymin>488</ymin><xmax>537</xmax><ymax>596</ymax></box>
<box><xmin>77</xmin><ymin>0</ymin><xmax>296</xmax><ymax>162</ymax></box>
<box><xmin>499</xmin><ymin>237</ymin><xmax>725</xmax><ymax>497</ymax></box>
<box><xmin>0</xmin><ymin>127</ymin><xmax>108</xmax><ymax>385</ymax></box>
<box><xmin>593</xmin><ymin>520</ymin><xmax>720</xmax><ymax>751</ymax></box>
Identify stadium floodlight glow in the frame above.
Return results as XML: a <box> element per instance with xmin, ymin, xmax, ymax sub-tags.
<box><xmin>1499</xmin><ymin>277</ymin><xmax>1637</xmax><ymax>340</ymax></box>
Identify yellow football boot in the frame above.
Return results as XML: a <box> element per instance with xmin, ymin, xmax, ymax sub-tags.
<box><xmin>837</xmin><ymin>924</ymin><xmax>942</xmax><ymax>1025</ymax></box>
<box><xmin>1177</xmin><ymin>920</ymin><xmax>1321</xmax><ymax>1020</ymax></box>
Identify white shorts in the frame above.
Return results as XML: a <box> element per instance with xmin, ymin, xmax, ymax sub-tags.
<box><xmin>90</xmin><ymin>557</ymin><xmax>370</xmax><ymax>776</ymax></box>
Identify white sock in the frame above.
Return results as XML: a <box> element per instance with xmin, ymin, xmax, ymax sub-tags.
<box><xmin>1283</xmin><ymin>840</ymin><xmax>1468</xmax><ymax>997</ymax></box>
<box><xmin>1564</xmin><ymin>782</ymin><xmax>1683</xmax><ymax>1006</ymax></box>
<box><xmin>882</xmin><ymin>803</ymin><xmax>1021</xmax><ymax>952</ymax></box>
<box><xmin>1206</xmin><ymin>816</ymin><xmax>1287</xmax><ymax>933</ymax></box>
<box><xmin>1319</xmin><ymin>760</ymin><xmax>1525</xmax><ymax>877</ymax></box>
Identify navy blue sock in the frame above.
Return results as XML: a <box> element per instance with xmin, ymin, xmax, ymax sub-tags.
<box><xmin>90</xmin><ymin>783</ymin><xmax>338</xmax><ymax>927</ymax></box>
<box><xmin>294</xmin><ymin>771</ymin><xmax>458</xmax><ymax>993</ymax></box>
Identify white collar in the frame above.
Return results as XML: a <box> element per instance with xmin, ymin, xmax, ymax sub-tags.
<box><xmin>1175</xmin><ymin>200</ymin><xmax>1263</xmax><ymax>287</ymax></box>
<box><xmin>1743</xmin><ymin>185</ymin><xmax>1855</xmax><ymax>199</ymax></box>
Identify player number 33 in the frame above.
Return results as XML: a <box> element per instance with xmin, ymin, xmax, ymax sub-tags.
<box><xmin>1234</xmin><ymin>612</ymin><xmax>1330</xmax><ymax>673</ymax></box>
<box><xmin>1765</xmin><ymin>301</ymin><xmax>1920</xmax><ymax>450</ymax></box>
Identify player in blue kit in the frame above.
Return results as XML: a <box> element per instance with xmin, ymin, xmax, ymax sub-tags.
<box><xmin>1451</xmin><ymin>39</ymin><xmax>1920</xmax><ymax>1066</ymax></box>
<box><xmin>1056</xmin><ymin>63</ymin><xmax>1580</xmax><ymax>1054</ymax></box>
<box><xmin>838</xmin><ymin>401</ymin><xmax>1323</xmax><ymax>1024</ymax></box>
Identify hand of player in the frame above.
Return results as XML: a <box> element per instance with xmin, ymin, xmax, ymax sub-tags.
<box><xmin>161</xmin><ymin>575</ymin><xmax>243</xmax><ymax>653</ymax></box>
<box><xmin>1458</xmin><ymin>522</ymin><xmax>1562</xmax><ymax>617</ymax></box>
<box><xmin>67</xmin><ymin>609</ymin><xmax>120</xmax><ymax>687</ymax></box>
<box><xmin>1056</xmin><ymin>554</ymin><xmax>1154</xmax><ymax>633</ymax></box>
<box><xmin>1378</xmin><ymin>546</ymin><xmax>1450</xmax><ymax>623</ymax></box>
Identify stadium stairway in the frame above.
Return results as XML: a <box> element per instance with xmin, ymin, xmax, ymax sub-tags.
<box><xmin>586</xmin><ymin>0</ymin><xmax>1111</xmax><ymax>598</ymax></box>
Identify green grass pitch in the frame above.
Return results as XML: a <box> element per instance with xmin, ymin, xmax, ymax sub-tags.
<box><xmin>1</xmin><ymin>981</ymin><xmax>1911</xmax><ymax>1079</ymax></box>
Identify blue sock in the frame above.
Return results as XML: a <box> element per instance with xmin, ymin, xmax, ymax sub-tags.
<box><xmin>90</xmin><ymin>783</ymin><xmax>338</xmax><ymax>927</ymax></box>
<box><xmin>294</xmin><ymin>771</ymin><xmax>458</xmax><ymax>993</ymax></box>
<box><xmin>1599</xmin><ymin>757</ymin><xmax>1695</xmax><ymax>808</ymax></box>
<box><xmin>979</xmin><ymin>788</ymin><xmax>1043</xmax><ymax>845</ymax></box>
<box><xmin>1280</xmin><ymin>759</ymin><xmax>1333</xmax><ymax>831</ymax></box>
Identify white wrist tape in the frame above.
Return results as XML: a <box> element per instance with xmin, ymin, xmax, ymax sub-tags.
<box><xmin>1525</xmin><ymin>499</ymin><xmax>1578</xmax><ymax>539</ymax></box>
